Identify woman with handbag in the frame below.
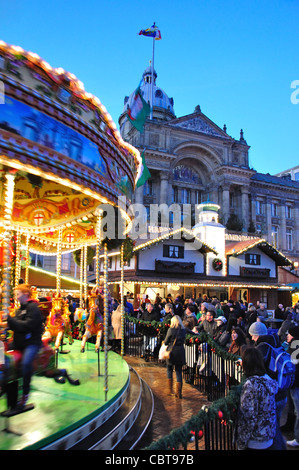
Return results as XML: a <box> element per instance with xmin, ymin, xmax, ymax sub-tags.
<box><xmin>164</xmin><ymin>315</ymin><xmax>186</xmax><ymax>398</ymax></box>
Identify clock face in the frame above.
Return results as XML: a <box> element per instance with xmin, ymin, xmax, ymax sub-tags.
<box><xmin>212</xmin><ymin>258</ymin><xmax>223</xmax><ymax>271</ymax></box>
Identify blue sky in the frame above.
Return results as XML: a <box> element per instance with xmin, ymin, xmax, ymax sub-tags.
<box><xmin>1</xmin><ymin>0</ymin><xmax>298</xmax><ymax>175</ymax></box>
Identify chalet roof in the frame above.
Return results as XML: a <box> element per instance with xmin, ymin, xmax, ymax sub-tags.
<box><xmin>225</xmin><ymin>238</ymin><xmax>293</xmax><ymax>267</ymax></box>
<box><xmin>133</xmin><ymin>227</ymin><xmax>218</xmax><ymax>255</ymax></box>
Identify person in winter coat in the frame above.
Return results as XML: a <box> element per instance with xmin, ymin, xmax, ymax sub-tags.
<box><xmin>195</xmin><ymin>310</ymin><xmax>218</xmax><ymax>338</ymax></box>
<box><xmin>182</xmin><ymin>305</ymin><xmax>198</xmax><ymax>331</ymax></box>
<box><xmin>5</xmin><ymin>284</ymin><xmax>43</xmax><ymax>409</ymax></box>
<box><xmin>278</xmin><ymin>313</ymin><xmax>296</xmax><ymax>343</ymax></box>
<box><xmin>164</xmin><ymin>315</ymin><xmax>186</xmax><ymax>399</ymax></box>
<box><xmin>140</xmin><ymin>303</ymin><xmax>161</xmax><ymax>357</ymax></box>
<box><xmin>286</xmin><ymin>325</ymin><xmax>299</xmax><ymax>447</ymax></box>
<box><xmin>228</xmin><ymin>327</ymin><xmax>247</xmax><ymax>356</ymax></box>
<box><xmin>141</xmin><ymin>302</ymin><xmax>161</xmax><ymax>322</ymax></box>
<box><xmin>235</xmin><ymin>347</ymin><xmax>278</xmax><ymax>450</ymax></box>
<box><xmin>248</xmin><ymin>321</ymin><xmax>287</xmax><ymax>450</ymax></box>
<box><xmin>214</xmin><ymin>316</ymin><xmax>230</xmax><ymax>347</ymax></box>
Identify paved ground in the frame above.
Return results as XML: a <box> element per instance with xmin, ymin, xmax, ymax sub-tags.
<box><xmin>125</xmin><ymin>356</ymin><xmax>213</xmax><ymax>450</ymax></box>
<box><xmin>125</xmin><ymin>355</ymin><xmax>298</xmax><ymax>451</ymax></box>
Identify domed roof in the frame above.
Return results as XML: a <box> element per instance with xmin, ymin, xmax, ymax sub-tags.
<box><xmin>123</xmin><ymin>66</ymin><xmax>175</xmax><ymax>120</ymax></box>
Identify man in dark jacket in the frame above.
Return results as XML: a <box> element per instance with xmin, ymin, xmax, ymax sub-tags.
<box><xmin>6</xmin><ymin>284</ymin><xmax>43</xmax><ymax>409</ymax></box>
<box><xmin>141</xmin><ymin>302</ymin><xmax>161</xmax><ymax>322</ymax></box>
<box><xmin>196</xmin><ymin>310</ymin><xmax>218</xmax><ymax>338</ymax></box>
<box><xmin>140</xmin><ymin>303</ymin><xmax>161</xmax><ymax>357</ymax></box>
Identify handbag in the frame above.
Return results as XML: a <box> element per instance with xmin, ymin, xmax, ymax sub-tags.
<box><xmin>158</xmin><ymin>342</ymin><xmax>168</xmax><ymax>360</ymax></box>
<box><xmin>159</xmin><ymin>334</ymin><xmax>178</xmax><ymax>360</ymax></box>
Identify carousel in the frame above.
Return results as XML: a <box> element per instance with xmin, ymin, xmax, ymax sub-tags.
<box><xmin>0</xmin><ymin>41</ymin><xmax>140</xmax><ymax>449</ymax></box>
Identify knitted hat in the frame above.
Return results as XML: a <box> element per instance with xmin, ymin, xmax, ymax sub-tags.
<box><xmin>248</xmin><ymin>321</ymin><xmax>268</xmax><ymax>336</ymax></box>
<box><xmin>215</xmin><ymin>316</ymin><xmax>227</xmax><ymax>324</ymax></box>
<box><xmin>288</xmin><ymin>325</ymin><xmax>299</xmax><ymax>339</ymax></box>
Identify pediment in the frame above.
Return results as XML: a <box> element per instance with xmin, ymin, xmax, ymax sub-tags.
<box><xmin>169</xmin><ymin>113</ymin><xmax>230</xmax><ymax>139</ymax></box>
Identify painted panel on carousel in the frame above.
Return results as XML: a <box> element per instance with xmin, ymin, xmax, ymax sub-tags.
<box><xmin>0</xmin><ymin>41</ymin><xmax>140</xmax><ymax>205</ymax></box>
<box><xmin>0</xmin><ymin>96</ymin><xmax>110</xmax><ymax>181</ymax></box>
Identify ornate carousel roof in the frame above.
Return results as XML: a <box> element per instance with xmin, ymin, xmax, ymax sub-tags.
<box><xmin>0</xmin><ymin>41</ymin><xmax>141</xmax><ymax>253</ymax></box>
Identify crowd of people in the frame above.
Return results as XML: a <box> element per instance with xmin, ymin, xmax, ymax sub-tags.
<box><xmin>136</xmin><ymin>292</ymin><xmax>299</xmax><ymax>347</ymax></box>
<box><xmin>3</xmin><ymin>283</ymin><xmax>299</xmax><ymax>450</ymax></box>
<box><xmin>134</xmin><ymin>292</ymin><xmax>299</xmax><ymax>450</ymax></box>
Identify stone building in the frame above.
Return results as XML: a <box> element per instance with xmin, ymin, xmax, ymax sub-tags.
<box><xmin>119</xmin><ymin>67</ymin><xmax>299</xmax><ymax>265</ymax></box>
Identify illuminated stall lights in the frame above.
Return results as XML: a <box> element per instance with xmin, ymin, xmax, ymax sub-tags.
<box><xmin>110</xmin><ymin>280</ymin><xmax>291</xmax><ymax>290</ymax></box>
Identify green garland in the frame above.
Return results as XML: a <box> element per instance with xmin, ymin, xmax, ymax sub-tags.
<box><xmin>123</xmin><ymin>236</ymin><xmax>134</xmax><ymax>263</ymax></box>
<box><xmin>73</xmin><ymin>246</ymin><xmax>95</xmax><ymax>266</ymax></box>
<box><xmin>144</xmin><ymin>385</ymin><xmax>242</xmax><ymax>450</ymax></box>
<box><xmin>125</xmin><ymin>315</ymin><xmax>241</xmax><ymax>362</ymax></box>
<box><xmin>124</xmin><ymin>314</ymin><xmax>243</xmax><ymax>450</ymax></box>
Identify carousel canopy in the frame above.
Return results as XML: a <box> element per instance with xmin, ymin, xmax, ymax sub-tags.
<box><xmin>0</xmin><ymin>41</ymin><xmax>140</xmax><ymax>253</ymax></box>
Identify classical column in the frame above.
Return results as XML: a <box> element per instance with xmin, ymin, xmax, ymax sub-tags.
<box><xmin>251</xmin><ymin>194</ymin><xmax>256</xmax><ymax>224</ymax></box>
<box><xmin>279</xmin><ymin>199</ymin><xmax>286</xmax><ymax>251</ymax></box>
<box><xmin>221</xmin><ymin>184</ymin><xmax>230</xmax><ymax>223</ymax></box>
<box><xmin>159</xmin><ymin>172</ymin><xmax>169</xmax><ymax>205</ymax></box>
<box><xmin>241</xmin><ymin>186</ymin><xmax>249</xmax><ymax>231</ymax></box>
<box><xmin>266</xmin><ymin>197</ymin><xmax>272</xmax><ymax>244</ymax></box>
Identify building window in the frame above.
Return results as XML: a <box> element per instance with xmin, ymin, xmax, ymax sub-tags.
<box><xmin>172</xmin><ymin>186</ymin><xmax>178</xmax><ymax>203</ymax></box>
<box><xmin>256</xmin><ymin>200</ymin><xmax>264</xmax><ymax>215</ymax></box>
<box><xmin>30</xmin><ymin>253</ymin><xmax>44</xmax><ymax>268</ymax></box>
<box><xmin>181</xmin><ymin>189</ymin><xmax>191</xmax><ymax>204</ymax></box>
<box><xmin>286</xmin><ymin>205</ymin><xmax>292</xmax><ymax>219</ymax></box>
<box><xmin>256</xmin><ymin>223</ymin><xmax>262</xmax><ymax>234</ymax></box>
<box><xmin>245</xmin><ymin>253</ymin><xmax>261</xmax><ymax>265</ymax></box>
<box><xmin>295</xmin><ymin>172</ymin><xmax>299</xmax><ymax>181</ymax></box>
<box><xmin>144</xmin><ymin>180</ymin><xmax>153</xmax><ymax>196</ymax></box>
<box><xmin>61</xmin><ymin>253</ymin><xmax>71</xmax><ymax>271</ymax></box>
<box><xmin>271</xmin><ymin>225</ymin><xmax>278</xmax><ymax>247</ymax></box>
<box><xmin>195</xmin><ymin>191</ymin><xmax>202</xmax><ymax>204</ymax></box>
<box><xmin>260</xmin><ymin>290</ymin><xmax>268</xmax><ymax>307</ymax></box>
<box><xmin>286</xmin><ymin>228</ymin><xmax>293</xmax><ymax>251</ymax></box>
<box><xmin>163</xmin><ymin>245</ymin><xmax>184</xmax><ymax>259</ymax></box>
<box><xmin>271</xmin><ymin>202</ymin><xmax>278</xmax><ymax>217</ymax></box>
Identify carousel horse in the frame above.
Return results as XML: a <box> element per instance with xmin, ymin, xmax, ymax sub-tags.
<box><xmin>0</xmin><ymin>339</ymin><xmax>80</xmax><ymax>415</ymax></box>
<box><xmin>80</xmin><ymin>288</ymin><xmax>104</xmax><ymax>353</ymax></box>
<box><xmin>42</xmin><ymin>293</ymin><xmax>73</xmax><ymax>351</ymax></box>
<box><xmin>29</xmin><ymin>286</ymin><xmax>52</xmax><ymax>322</ymax></box>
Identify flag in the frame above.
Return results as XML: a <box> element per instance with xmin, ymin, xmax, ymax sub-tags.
<box><xmin>127</xmin><ymin>86</ymin><xmax>150</xmax><ymax>132</ymax></box>
<box><xmin>136</xmin><ymin>151</ymin><xmax>151</xmax><ymax>188</ymax></box>
<box><xmin>139</xmin><ymin>23</ymin><xmax>161</xmax><ymax>40</ymax></box>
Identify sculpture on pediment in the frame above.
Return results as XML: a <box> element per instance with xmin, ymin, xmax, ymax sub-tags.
<box><xmin>173</xmin><ymin>117</ymin><xmax>223</xmax><ymax>137</ymax></box>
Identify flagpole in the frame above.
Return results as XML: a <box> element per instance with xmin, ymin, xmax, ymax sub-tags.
<box><xmin>150</xmin><ymin>36</ymin><xmax>155</xmax><ymax>120</ymax></box>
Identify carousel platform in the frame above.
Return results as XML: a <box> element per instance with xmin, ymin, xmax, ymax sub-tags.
<box><xmin>0</xmin><ymin>340</ymin><xmax>154</xmax><ymax>450</ymax></box>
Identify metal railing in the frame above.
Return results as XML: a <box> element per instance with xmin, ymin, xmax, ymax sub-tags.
<box><xmin>123</xmin><ymin>317</ymin><xmax>243</xmax><ymax>450</ymax></box>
